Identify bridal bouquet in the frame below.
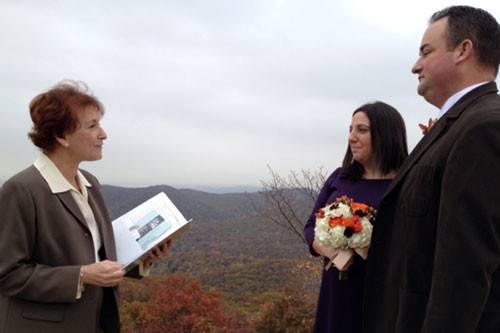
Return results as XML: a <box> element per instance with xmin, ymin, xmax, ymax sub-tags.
<box><xmin>314</xmin><ymin>195</ymin><xmax>376</xmax><ymax>279</ymax></box>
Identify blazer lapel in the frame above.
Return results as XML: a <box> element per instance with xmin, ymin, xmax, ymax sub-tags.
<box><xmin>383</xmin><ymin>118</ymin><xmax>448</xmax><ymax>198</ymax></box>
<box><xmin>384</xmin><ymin>82</ymin><xmax>499</xmax><ymax>199</ymax></box>
<box><xmin>56</xmin><ymin>192</ymin><xmax>89</xmax><ymax>231</ymax></box>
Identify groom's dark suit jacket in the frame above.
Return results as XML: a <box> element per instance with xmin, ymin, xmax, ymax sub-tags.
<box><xmin>363</xmin><ymin>82</ymin><xmax>500</xmax><ymax>333</ymax></box>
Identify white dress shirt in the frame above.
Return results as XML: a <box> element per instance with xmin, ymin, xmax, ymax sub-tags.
<box><xmin>34</xmin><ymin>153</ymin><xmax>103</xmax><ymax>261</ymax></box>
<box><xmin>438</xmin><ymin>81</ymin><xmax>489</xmax><ymax>119</ymax></box>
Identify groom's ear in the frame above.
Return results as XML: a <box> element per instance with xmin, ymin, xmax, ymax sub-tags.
<box><xmin>453</xmin><ymin>39</ymin><xmax>474</xmax><ymax>65</ymax></box>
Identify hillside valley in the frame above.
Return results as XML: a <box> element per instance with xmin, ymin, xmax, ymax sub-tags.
<box><xmin>101</xmin><ymin>184</ymin><xmax>322</xmax><ymax>306</ymax></box>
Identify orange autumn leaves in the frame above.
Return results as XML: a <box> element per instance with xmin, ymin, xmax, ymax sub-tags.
<box><xmin>121</xmin><ymin>275</ymin><xmax>230</xmax><ymax>333</ymax></box>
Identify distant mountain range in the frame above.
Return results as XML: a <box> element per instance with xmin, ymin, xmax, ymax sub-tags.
<box><xmin>102</xmin><ymin>184</ymin><xmax>263</xmax><ymax>221</ymax></box>
<box><xmin>176</xmin><ymin>185</ymin><xmax>262</xmax><ymax>194</ymax></box>
<box><xmin>0</xmin><ymin>179</ymin><xmax>261</xmax><ymax>195</ymax></box>
<box><xmin>101</xmin><ymin>184</ymin><xmax>312</xmax><ymax>260</ymax></box>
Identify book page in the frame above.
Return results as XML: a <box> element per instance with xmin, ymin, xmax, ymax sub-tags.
<box><xmin>112</xmin><ymin>192</ymin><xmax>191</xmax><ymax>268</ymax></box>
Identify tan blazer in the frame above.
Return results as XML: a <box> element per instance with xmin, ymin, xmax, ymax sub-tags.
<box><xmin>0</xmin><ymin>166</ymin><xmax>120</xmax><ymax>333</ymax></box>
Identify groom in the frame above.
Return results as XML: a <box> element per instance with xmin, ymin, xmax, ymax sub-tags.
<box><xmin>363</xmin><ymin>6</ymin><xmax>500</xmax><ymax>332</ymax></box>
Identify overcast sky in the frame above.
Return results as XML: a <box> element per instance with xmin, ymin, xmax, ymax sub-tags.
<box><xmin>1</xmin><ymin>0</ymin><xmax>499</xmax><ymax>189</ymax></box>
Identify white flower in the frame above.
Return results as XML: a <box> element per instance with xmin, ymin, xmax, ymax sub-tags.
<box><xmin>314</xmin><ymin>198</ymin><xmax>374</xmax><ymax>252</ymax></box>
<box><xmin>329</xmin><ymin>202</ymin><xmax>352</xmax><ymax>219</ymax></box>
<box><xmin>315</xmin><ymin>221</ymin><xmax>348</xmax><ymax>249</ymax></box>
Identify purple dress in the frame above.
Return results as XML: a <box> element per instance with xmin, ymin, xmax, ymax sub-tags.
<box><xmin>304</xmin><ymin>168</ymin><xmax>391</xmax><ymax>333</ymax></box>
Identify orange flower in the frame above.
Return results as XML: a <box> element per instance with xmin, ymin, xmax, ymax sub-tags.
<box><xmin>418</xmin><ymin>118</ymin><xmax>437</xmax><ymax>135</ymax></box>
<box><xmin>351</xmin><ymin>202</ymin><xmax>369</xmax><ymax>215</ymax></box>
<box><xmin>342</xmin><ymin>218</ymin><xmax>354</xmax><ymax>228</ymax></box>
<box><xmin>353</xmin><ymin>221</ymin><xmax>363</xmax><ymax>233</ymax></box>
<box><xmin>329</xmin><ymin>217</ymin><xmax>343</xmax><ymax>227</ymax></box>
<box><xmin>315</xmin><ymin>209</ymin><xmax>325</xmax><ymax>219</ymax></box>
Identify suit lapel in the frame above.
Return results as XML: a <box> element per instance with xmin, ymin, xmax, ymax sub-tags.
<box><xmin>384</xmin><ymin>82</ymin><xmax>498</xmax><ymax>199</ymax></box>
<box><xmin>383</xmin><ymin>117</ymin><xmax>448</xmax><ymax>196</ymax></box>
<box><xmin>56</xmin><ymin>192</ymin><xmax>89</xmax><ymax>231</ymax></box>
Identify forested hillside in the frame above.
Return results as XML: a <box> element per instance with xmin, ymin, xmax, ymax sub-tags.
<box><xmin>102</xmin><ymin>185</ymin><xmax>322</xmax><ymax>332</ymax></box>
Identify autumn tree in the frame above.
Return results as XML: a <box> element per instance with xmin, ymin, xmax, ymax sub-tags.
<box><xmin>121</xmin><ymin>274</ymin><xmax>233</xmax><ymax>333</ymax></box>
<box><xmin>253</xmin><ymin>283</ymin><xmax>316</xmax><ymax>333</ymax></box>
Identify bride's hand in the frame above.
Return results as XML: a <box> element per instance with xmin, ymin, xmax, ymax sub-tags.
<box><xmin>313</xmin><ymin>240</ymin><xmax>339</xmax><ymax>260</ymax></box>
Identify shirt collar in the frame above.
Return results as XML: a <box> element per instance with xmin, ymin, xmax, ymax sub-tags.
<box><xmin>438</xmin><ymin>81</ymin><xmax>489</xmax><ymax>119</ymax></box>
<box><xmin>34</xmin><ymin>153</ymin><xmax>91</xmax><ymax>194</ymax></box>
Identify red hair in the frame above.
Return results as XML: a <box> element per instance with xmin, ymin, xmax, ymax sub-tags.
<box><xmin>28</xmin><ymin>80</ymin><xmax>104</xmax><ymax>152</ymax></box>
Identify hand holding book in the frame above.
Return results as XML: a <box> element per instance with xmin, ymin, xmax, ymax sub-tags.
<box><xmin>142</xmin><ymin>239</ymin><xmax>173</xmax><ymax>269</ymax></box>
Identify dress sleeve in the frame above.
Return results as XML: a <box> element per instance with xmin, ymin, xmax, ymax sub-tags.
<box><xmin>304</xmin><ymin>168</ymin><xmax>340</xmax><ymax>256</ymax></box>
<box><xmin>0</xmin><ymin>179</ymin><xmax>81</xmax><ymax>303</ymax></box>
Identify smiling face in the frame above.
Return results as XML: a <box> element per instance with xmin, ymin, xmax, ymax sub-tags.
<box><xmin>61</xmin><ymin>105</ymin><xmax>107</xmax><ymax>163</ymax></box>
<box><xmin>411</xmin><ymin>17</ymin><xmax>458</xmax><ymax>108</ymax></box>
<box><xmin>349</xmin><ymin>111</ymin><xmax>373</xmax><ymax>168</ymax></box>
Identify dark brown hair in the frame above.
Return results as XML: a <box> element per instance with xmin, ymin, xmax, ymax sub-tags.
<box><xmin>430</xmin><ymin>6</ymin><xmax>500</xmax><ymax>76</ymax></box>
<box><xmin>28</xmin><ymin>80</ymin><xmax>104</xmax><ymax>152</ymax></box>
<box><xmin>340</xmin><ymin>101</ymin><xmax>408</xmax><ymax>181</ymax></box>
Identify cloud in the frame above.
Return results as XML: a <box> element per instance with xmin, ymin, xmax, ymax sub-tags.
<box><xmin>1</xmin><ymin>0</ymin><xmax>498</xmax><ymax>186</ymax></box>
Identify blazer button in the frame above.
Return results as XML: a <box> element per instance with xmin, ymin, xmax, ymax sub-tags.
<box><xmin>84</xmin><ymin>233</ymin><xmax>90</xmax><ymax>237</ymax></box>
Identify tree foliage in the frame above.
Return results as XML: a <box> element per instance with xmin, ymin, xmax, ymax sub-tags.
<box><xmin>115</xmin><ymin>166</ymin><xmax>328</xmax><ymax>332</ymax></box>
<box><xmin>120</xmin><ymin>267</ymin><xmax>319</xmax><ymax>332</ymax></box>
<box><xmin>253</xmin><ymin>284</ymin><xmax>316</xmax><ymax>333</ymax></box>
<box><xmin>121</xmin><ymin>274</ymin><xmax>231</xmax><ymax>333</ymax></box>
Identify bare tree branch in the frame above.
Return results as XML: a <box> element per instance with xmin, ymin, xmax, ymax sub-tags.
<box><xmin>248</xmin><ymin>165</ymin><xmax>328</xmax><ymax>244</ymax></box>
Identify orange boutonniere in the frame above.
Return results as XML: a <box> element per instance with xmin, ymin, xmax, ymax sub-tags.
<box><xmin>418</xmin><ymin>118</ymin><xmax>437</xmax><ymax>135</ymax></box>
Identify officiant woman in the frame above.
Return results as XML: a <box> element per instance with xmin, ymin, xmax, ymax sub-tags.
<box><xmin>304</xmin><ymin>101</ymin><xmax>408</xmax><ymax>333</ymax></box>
<box><xmin>0</xmin><ymin>81</ymin><xmax>170</xmax><ymax>333</ymax></box>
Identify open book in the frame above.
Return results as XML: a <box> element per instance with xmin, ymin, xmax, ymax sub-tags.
<box><xmin>111</xmin><ymin>192</ymin><xmax>191</xmax><ymax>268</ymax></box>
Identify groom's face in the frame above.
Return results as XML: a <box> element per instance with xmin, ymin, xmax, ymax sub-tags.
<box><xmin>412</xmin><ymin>17</ymin><xmax>457</xmax><ymax>108</ymax></box>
